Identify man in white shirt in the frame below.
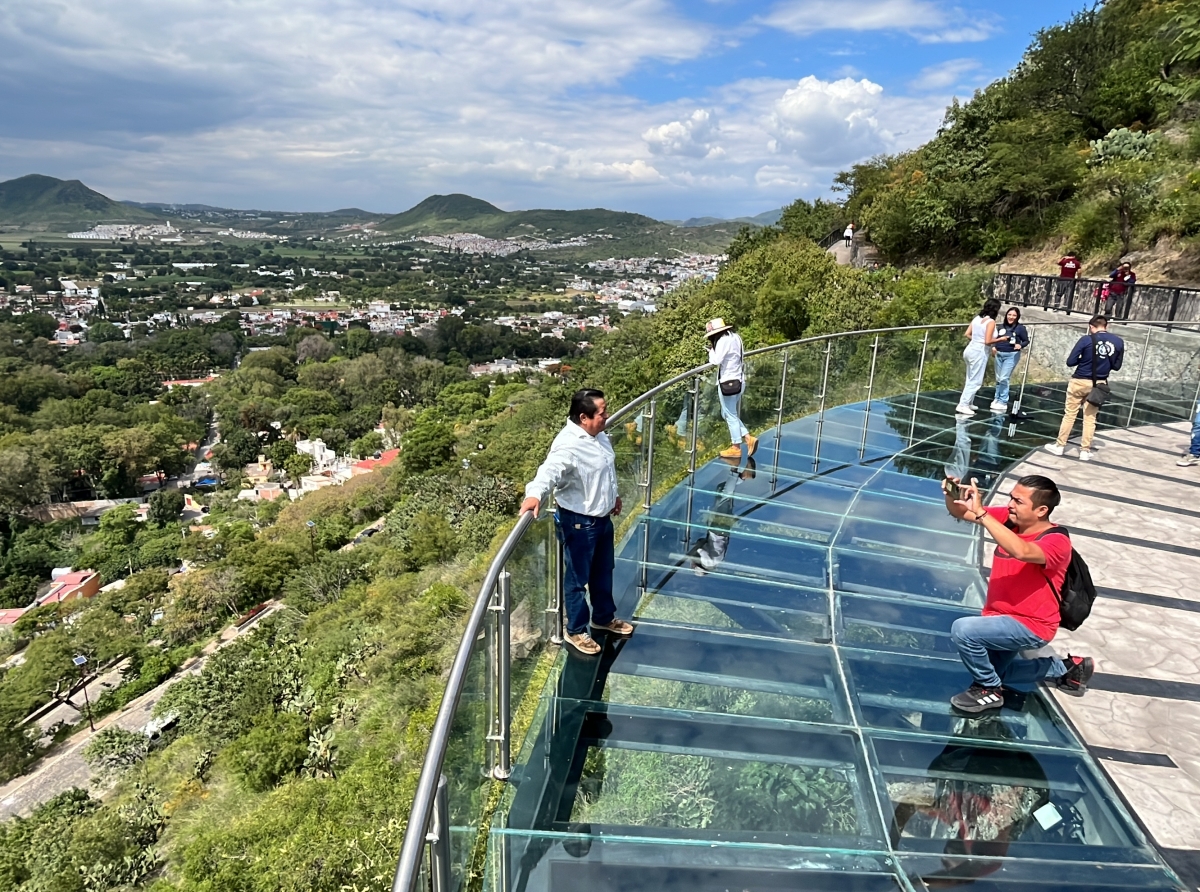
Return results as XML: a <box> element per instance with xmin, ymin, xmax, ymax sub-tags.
<box><xmin>521</xmin><ymin>389</ymin><xmax>634</xmax><ymax>655</ymax></box>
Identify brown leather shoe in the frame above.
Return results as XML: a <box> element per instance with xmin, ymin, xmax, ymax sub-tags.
<box><xmin>565</xmin><ymin>632</ymin><xmax>601</xmax><ymax>655</ymax></box>
<box><xmin>591</xmin><ymin>618</ymin><xmax>634</xmax><ymax>637</ymax></box>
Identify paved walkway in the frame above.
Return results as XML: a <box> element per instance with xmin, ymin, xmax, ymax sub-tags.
<box><xmin>986</xmin><ymin>418</ymin><xmax>1200</xmax><ymax>886</ymax></box>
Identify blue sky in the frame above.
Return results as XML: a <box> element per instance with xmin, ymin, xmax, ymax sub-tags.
<box><xmin>0</xmin><ymin>0</ymin><xmax>1081</xmax><ymax>220</ymax></box>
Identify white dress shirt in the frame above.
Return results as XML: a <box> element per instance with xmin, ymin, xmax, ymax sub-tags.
<box><xmin>707</xmin><ymin>332</ymin><xmax>745</xmax><ymax>384</ymax></box>
<box><xmin>525</xmin><ymin>420</ymin><xmax>618</xmax><ymax>517</ymax></box>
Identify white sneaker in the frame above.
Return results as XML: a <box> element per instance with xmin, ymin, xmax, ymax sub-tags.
<box><xmin>1045</xmin><ymin>443</ymin><xmax>1065</xmax><ymax>456</ymax></box>
<box><xmin>1079</xmin><ymin>449</ymin><xmax>1093</xmax><ymax>462</ymax></box>
<box><xmin>1178</xmin><ymin>454</ymin><xmax>1200</xmax><ymax>468</ymax></box>
<box><xmin>955</xmin><ymin>405</ymin><xmax>975</xmax><ymax>416</ymax></box>
<box><xmin>990</xmin><ymin>401</ymin><xmax>1007</xmax><ymax>414</ymax></box>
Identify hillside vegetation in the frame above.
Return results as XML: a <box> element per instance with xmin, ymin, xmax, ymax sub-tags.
<box><xmin>836</xmin><ymin>0</ymin><xmax>1200</xmax><ymax>269</ymax></box>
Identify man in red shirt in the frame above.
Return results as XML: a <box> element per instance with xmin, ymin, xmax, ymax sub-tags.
<box><xmin>943</xmin><ymin>474</ymin><xmax>1094</xmax><ymax>713</ymax></box>
<box><xmin>1056</xmin><ymin>253</ymin><xmax>1081</xmax><ymax>278</ymax></box>
<box><xmin>1056</xmin><ymin>252</ymin><xmax>1081</xmax><ymax>307</ymax></box>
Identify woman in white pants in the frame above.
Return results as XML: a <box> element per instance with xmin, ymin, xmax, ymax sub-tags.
<box><xmin>956</xmin><ymin>299</ymin><xmax>1001</xmax><ymax>416</ymax></box>
<box><xmin>706</xmin><ymin>318</ymin><xmax>757</xmax><ymax>460</ymax></box>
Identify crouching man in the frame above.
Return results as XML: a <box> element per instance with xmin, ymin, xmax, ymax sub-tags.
<box><xmin>943</xmin><ymin>474</ymin><xmax>1094</xmax><ymax>713</ymax></box>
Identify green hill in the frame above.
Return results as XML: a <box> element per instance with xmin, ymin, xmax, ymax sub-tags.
<box><xmin>380</xmin><ymin>192</ymin><xmax>737</xmax><ymax>255</ymax></box>
<box><xmin>381</xmin><ymin>192</ymin><xmax>663</xmax><ymax>239</ymax></box>
<box><xmin>0</xmin><ymin>174</ymin><xmax>160</xmax><ymax>227</ymax></box>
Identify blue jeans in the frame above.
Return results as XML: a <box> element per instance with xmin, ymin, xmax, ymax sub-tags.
<box><xmin>993</xmin><ymin>351</ymin><xmax>1020</xmax><ymax>405</ymax></box>
<box><xmin>554</xmin><ymin>506</ymin><xmax>616</xmax><ymax>635</ymax></box>
<box><xmin>718</xmin><ymin>387</ymin><xmax>748</xmax><ymax>444</ymax></box>
<box><xmin>951</xmin><ymin>614</ymin><xmax>1067</xmax><ymax>690</ymax></box>
<box><xmin>1190</xmin><ymin>401</ymin><xmax>1200</xmax><ymax>457</ymax></box>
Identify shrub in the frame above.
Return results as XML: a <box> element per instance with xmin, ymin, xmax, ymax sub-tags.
<box><xmin>226</xmin><ymin>711</ymin><xmax>309</xmax><ymax>792</ymax></box>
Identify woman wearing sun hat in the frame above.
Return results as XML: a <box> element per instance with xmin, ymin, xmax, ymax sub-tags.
<box><xmin>705</xmin><ymin>318</ymin><xmax>756</xmax><ymax>459</ymax></box>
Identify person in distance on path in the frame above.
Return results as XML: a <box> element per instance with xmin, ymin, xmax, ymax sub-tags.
<box><xmin>1178</xmin><ymin>397</ymin><xmax>1200</xmax><ymax>468</ymax></box>
<box><xmin>1046</xmin><ymin>315</ymin><xmax>1124</xmax><ymax>462</ymax></box>
<box><xmin>943</xmin><ymin>474</ymin><xmax>1094</xmax><ymax>714</ymax></box>
<box><xmin>521</xmin><ymin>388</ymin><xmax>634</xmax><ymax>656</ymax></box>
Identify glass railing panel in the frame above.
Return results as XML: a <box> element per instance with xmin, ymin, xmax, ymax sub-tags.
<box><xmin>644</xmin><ymin>378</ymin><xmax>697</xmax><ymax>513</ymax></box>
<box><xmin>868</xmin><ymin>732</ymin><xmax>1161</xmax><ymax>864</ymax></box>
<box><xmin>778</xmin><ymin>340</ymin><xmax>829</xmax><ymax>426</ymax></box>
<box><xmin>607</xmin><ymin>412</ymin><xmax>645</xmax><ymax>532</ymax></box>
<box><xmin>441</xmin><ymin>625</ymin><xmax>491</xmax><ymax>888</ymax></box>
<box><xmin>502</xmin><ymin>513</ymin><xmax>557</xmax><ymax>729</ymax></box>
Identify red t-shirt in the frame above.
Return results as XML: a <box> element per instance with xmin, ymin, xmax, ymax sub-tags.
<box><xmin>981</xmin><ymin>507</ymin><xmax>1071</xmax><ymax>641</ymax></box>
<box><xmin>1057</xmin><ymin>257</ymin><xmax>1080</xmax><ymax>278</ymax></box>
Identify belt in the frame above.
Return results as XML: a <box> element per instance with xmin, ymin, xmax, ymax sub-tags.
<box><xmin>555</xmin><ymin>504</ymin><xmax>608</xmax><ymax>520</ymax></box>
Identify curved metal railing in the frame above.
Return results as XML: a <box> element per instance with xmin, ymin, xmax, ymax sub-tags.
<box><xmin>393</xmin><ymin>317</ymin><xmax>1200</xmax><ymax>892</ymax></box>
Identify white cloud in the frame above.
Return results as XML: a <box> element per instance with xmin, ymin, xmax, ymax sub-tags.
<box><xmin>642</xmin><ymin>109</ymin><xmax>720</xmax><ymax>158</ymax></box>
<box><xmin>0</xmin><ymin>0</ymin><xmax>959</xmax><ymax>217</ymax></box>
<box><xmin>768</xmin><ymin>76</ymin><xmax>889</xmax><ymax>166</ymax></box>
<box><xmin>909</xmin><ymin>58</ymin><xmax>981</xmax><ymax>91</ymax></box>
<box><xmin>761</xmin><ymin>0</ymin><xmax>997</xmax><ymax>43</ymax></box>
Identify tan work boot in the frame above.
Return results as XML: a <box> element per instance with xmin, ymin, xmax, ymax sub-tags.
<box><xmin>591</xmin><ymin>618</ymin><xmax>635</xmax><ymax>637</ymax></box>
<box><xmin>565</xmin><ymin>632</ymin><xmax>601</xmax><ymax>655</ymax></box>
<box><xmin>720</xmin><ymin>444</ymin><xmax>742</xmax><ymax>459</ymax></box>
<box><xmin>744</xmin><ymin>435</ymin><xmax>759</xmax><ymax>457</ymax></box>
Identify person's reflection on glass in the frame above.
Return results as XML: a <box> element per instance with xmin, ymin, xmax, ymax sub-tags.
<box><xmin>975</xmin><ymin>413</ymin><xmax>1005</xmax><ymax>492</ymax></box>
<box><xmin>890</xmin><ymin>740</ymin><xmax>1053</xmax><ymax>886</ymax></box>
<box><xmin>943</xmin><ymin>415</ymin><xmax>972</xmax><ymax>486</ymax></box>
<box><xmin>687</xmin><ymin>457</ymin><xmax>755</xmax><ymax>575</ymax></box>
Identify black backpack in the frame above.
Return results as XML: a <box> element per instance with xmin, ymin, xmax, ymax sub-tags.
<box><xmin>1035</xmin><ymin>526</ymin><xmax>1097</xmax><ymax>631</ymax></box>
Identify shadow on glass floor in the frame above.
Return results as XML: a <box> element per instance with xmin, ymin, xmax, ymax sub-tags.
<box><xmin>494</xmin><ymin>390</ymin><xmax>1189</xmax><ymax>892</ymax></box>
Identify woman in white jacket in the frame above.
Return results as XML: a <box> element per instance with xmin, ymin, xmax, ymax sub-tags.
<box><xmin>706</xmin><ymin>318</ymin><xmax>757</xmax><ymax>460</ymax></box>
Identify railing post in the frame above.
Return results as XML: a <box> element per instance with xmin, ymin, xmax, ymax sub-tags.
<box><xmin>641</xmin><ymin>399</ymin><xmax>656</xmax><ymax>512</ymax></box>
<box><xmin>1014</xmin><ymin>328</ymin><xmax>1034</xmax><ymax>419</ymax></box>
<box><xmin>1167</xmin><ymin>288</ymin><xmax>1181</xmax><ymax>332</ymax></box>
<box><xmin>687</xmin><ymin>379</ymin><xmax>700</xmax><ymax>478</ymax></box>
<box><xmin>547</xmin><ymin>537</ymin><xmax>564</xmax><ymax>646</ymax></box>
<box><xmin>814</xmin><ymin>342</ymin><xmax>832</xmax><ymax>468</ymax></box>
<box><xmin>775</xmin><ymin>348</ymin><xmax>789</xmax><ymax>438</ymax></box>
<box><xmin>860</xmin><ymin>336</ymin><xmax>880</xmax><ymax>457</ymax></box>
<box><xmin>1043</xmin><ymin>276</ymin><xmax>1053</xmax><ymax>310</ymax></box>
<box><xmin>1126</xmin><ymin>327</ymin><xmax>1153</xmax><ymax>428</ymax></box>
<box><xmin>909</xmin><ymin>331</ymin><xmax>930</xmax><ymax>444</ymax></box>
<box><xmin>426</xmin><ymin>775</ymin><xmax>451</xmax><ymax>892</ymax></box>
<box><xmin>487</xmin><ymin>572</ymin><xmax>511</xmax><ymax>780</ymax></box>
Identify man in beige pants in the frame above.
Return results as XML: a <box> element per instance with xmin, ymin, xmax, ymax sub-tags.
<box><xmin>1046</xmin><ymin>315</ymin><xmax>1125</xmax><ymax>462</ymax></box>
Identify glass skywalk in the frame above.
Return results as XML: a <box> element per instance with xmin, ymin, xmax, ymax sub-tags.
<box><xmin>394</xmin><ymin>322</ymin><xmax>1200</xmax><ymax>892</ymax></box>
<box><xmin>490</xmin><ymin>385</ymin><xmax>1189</xmax><ymax>892</ymax></box>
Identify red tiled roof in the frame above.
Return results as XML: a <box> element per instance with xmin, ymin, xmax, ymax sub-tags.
<box><xmin>0</xmin><ymin>608</ymin><xmax>27</xmax><ymax>625</ymax></box>
<box><xmin>352</xmin><ymin>448</ymin><xmax>400</xmax><ymax>471</ymax></box>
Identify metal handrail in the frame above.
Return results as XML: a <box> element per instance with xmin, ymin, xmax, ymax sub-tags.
<box><xmin>392</xmin><ymin>316</ymin><xmax>1200</xmax><ymax>892</ymax></box>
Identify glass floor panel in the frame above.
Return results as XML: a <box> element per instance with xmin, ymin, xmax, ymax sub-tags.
<box><xmin>493</xmin><ymin>394</ymin><xmax>1189</xmax><ymax>892</ymax></box>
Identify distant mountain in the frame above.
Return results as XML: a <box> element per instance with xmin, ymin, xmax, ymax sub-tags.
<box><xmin>669</xmin><ymin>208</ymin><xmax>784</xmax><ymax>228</ymax></box>
<box><xmin>381</xmin><ymin>193</ymin><xmax>663</xmax><ymax>240</ymax></box>
<box><xmin>0</xmin><ymin>175</ymin><xmax>160</xmax><ymax>227</ymax></box>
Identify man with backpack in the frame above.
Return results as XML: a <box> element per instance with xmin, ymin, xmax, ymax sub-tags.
<box><xmin>942</xmin><ymin>474</ymin><xmax>1094</xmax><ymax>714</ymax></box>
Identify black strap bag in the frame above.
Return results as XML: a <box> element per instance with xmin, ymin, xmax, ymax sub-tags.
<box><xmin>1084</xmin><ymin>334</ymin><xmax>1110</xmax><ymax>407</ymax></box>
<box><xmin>719</xmin><ymin>379</ymin><xmax>742</xmax><ymax>396</ymax></box>
<box><xmin>1035</xmin><ymin>526</ymin><xmax>1098</xmax><ymax>630</ymax></box>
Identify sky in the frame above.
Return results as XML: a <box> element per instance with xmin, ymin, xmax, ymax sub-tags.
<box><xmin>0</xmin><ymin>0</ymin><xmax>1082</xmax><ymax>220</ymax></box>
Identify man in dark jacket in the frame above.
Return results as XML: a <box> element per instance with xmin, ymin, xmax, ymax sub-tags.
<box><xmin>1046</xmin><ymin>316</ymin><xmax>1124</xmax><ymax>462</ymax></box>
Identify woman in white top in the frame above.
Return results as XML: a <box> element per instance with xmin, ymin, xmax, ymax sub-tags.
<box><xmin>705</xmin><ymin>318</ymin><xmax>757</xmax><ymax>459</ymax></box>
<box><xmin>843</xmin><ymin>222</ymin><xmax>855</xmax><ymax>248</ymax></box>
<box><xmin>956</xmin><ymin>299</ymin><xmax>1002</xmax><ymax>416</ymax></box>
